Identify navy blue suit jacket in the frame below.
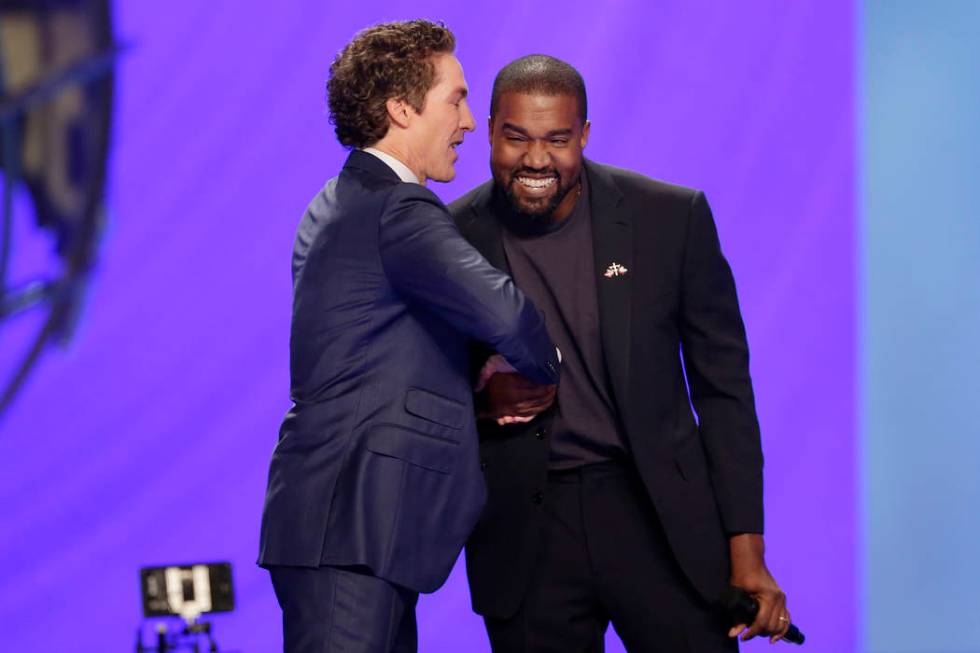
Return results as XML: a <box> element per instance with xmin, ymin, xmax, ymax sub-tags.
<box><xmin>259</xmin><ymin>151</ymin><xmax>559</xmax><ymax>593</ymax></box>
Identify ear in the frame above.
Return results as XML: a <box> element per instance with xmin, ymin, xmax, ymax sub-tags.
<box><xmin>386</xmin><ymin>97</ymin><xmax>412</xmax><ymax>130</ymax></box>
<box><xmin>487</xmin><ymin>115</ymin><xmax>494</xmax><ymax>145</ymax></box>
<box><xmin>580</xmin><ymin>120</ymin><xmax>591</xmax><ymax>150</ymax></box>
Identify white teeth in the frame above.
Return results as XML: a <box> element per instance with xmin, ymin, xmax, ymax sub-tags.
<box><xmin>517</xmin><ymin>176</ymin><xmax>556</xmax><ymax>189</ymax></box>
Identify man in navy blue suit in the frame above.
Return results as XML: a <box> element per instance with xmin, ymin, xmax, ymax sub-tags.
<box><xmin>258</xmin><ymin>22</ymin><xmax>559</xmax><ymax>653</ymax></box>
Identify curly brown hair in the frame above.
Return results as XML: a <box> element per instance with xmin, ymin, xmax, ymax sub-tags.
<box><xmin>327</xmin><ymin>20</ymin><xmax>456</xmax><ymax>149</ymax></box>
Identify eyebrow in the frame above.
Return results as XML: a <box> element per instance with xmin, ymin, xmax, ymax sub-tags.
<box><xmin>501</xmin><ymin>123</ymin><xmax>573</xmax><ymax>138</ymax></box>
<box><xmin>453</xmin><ymin>87</ymin><xmax>468</xmax><ymax>99</ymax></box>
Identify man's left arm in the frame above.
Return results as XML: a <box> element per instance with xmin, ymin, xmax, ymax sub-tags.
<box><xmin>679</xmin><ymin>191</ymin><xmax>789</xmax><ymax>642</ymax></box>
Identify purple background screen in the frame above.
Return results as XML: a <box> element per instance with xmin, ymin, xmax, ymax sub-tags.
<box><xmin>0</xmin><ymin>2</ymin><xmax>854</xmax><ymax>651</ymax></box>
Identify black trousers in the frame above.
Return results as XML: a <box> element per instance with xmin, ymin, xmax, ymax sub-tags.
<box><xmin>269</xmin><ymin>565</ymin><xmax>418</xmax><ymax>653</ymax></box>
<box><xmin>484</xmin><ymin>461</ymin><xmax>737</xmax><ymax>653</ymax></box>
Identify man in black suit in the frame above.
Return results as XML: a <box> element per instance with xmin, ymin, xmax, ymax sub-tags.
<box><xmin>450</xmin><ymin>55</ymin><xmax>790</xmax><ymax>652</ymax></box>
<box><xmin>258</xmin><ymin>27</ymin><xmax>559</xmax><ymax>653</ymax></box>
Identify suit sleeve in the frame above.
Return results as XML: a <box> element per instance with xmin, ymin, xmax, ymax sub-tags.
<box><xmin>679</xmin><ymin>191</ymin><xmax>764</xmax><ymax>535</ymax></box>
<box><xmin>379</xmin><ymin>185</ymin><xmax>559</xmax><ymax>385</ymax></box>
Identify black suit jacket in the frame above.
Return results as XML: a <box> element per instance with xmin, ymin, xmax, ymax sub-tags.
<box><xmin>258</xmin><ymin>151</ymin><xmax>558</xmax><ymax>593</ymax></box>
<box><xmin>449</xmin><ymin>160</ymin><xmax>764</xmax><ymax>617</ymax></box>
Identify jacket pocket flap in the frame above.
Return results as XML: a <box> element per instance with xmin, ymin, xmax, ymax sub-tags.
<box><xmin>405</xmin><ymin>388</ymin><xmax>466</xmax><ymax>429</ymax></box>
<box><xmin>365</xmin><ymin>425</ymin><xmax>458</xmax><ymax>474</ymax></box>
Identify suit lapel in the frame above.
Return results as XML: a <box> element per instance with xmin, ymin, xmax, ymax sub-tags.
<box><xmin>586</xmin><ymin>161</ymin><xmax>633</xmax><ymax>421</ymax></box>
<box><xmin>464</xmin><ymin>186</ymin><xmax>511</xmax><ymax>275</ymax></box>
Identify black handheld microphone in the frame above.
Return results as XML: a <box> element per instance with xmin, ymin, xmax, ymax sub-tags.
<box><xmin>719</xmin><ymin>586</ymin><xmax>806</xmax><ymax>645</ymax></box>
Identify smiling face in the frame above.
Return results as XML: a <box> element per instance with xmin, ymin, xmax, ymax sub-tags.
<box><xmin>490</xmin><ymin>91</ymin><xmax>590</xmax><ymax>221</ymax></box>
<box><xmin>408</xmin><ymin>53</ymin><xmax>475</xmax><ymax>183</ymax></box>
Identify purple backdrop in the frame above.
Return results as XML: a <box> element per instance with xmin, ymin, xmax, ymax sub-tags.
<box><xmin>0</xmin><ymin>2</ymin><xmax>855</xmax><ymax>651</ymax></box>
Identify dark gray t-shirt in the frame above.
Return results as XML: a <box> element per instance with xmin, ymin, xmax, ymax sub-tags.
<box><xmin>498</xmin><ymin>171</ymin><xmax>628</xmax><ymax>470</ymax></box>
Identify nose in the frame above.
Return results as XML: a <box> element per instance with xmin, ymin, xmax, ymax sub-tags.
<box><xmin>524</xmin><ymin>140</ymin><xmax>550</xmax><ymax>170</ymax></box>
<box><xmin>460</xmin><ymin>98</ymin><xmax>475</xmax><ymax>133</ymax></box>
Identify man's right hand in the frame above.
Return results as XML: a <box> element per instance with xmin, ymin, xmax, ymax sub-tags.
<box><xmin>477</xmin><ymin>370</ymin><xmax>557</xmax><ymax>425</ymax></box>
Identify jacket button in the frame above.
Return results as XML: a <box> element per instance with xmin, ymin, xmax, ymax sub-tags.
<box><xmin>535</xmin><ymin>428</ymin><xmax>546</xmax><ymax>440</ymax></box>
<box><xmin>531</xmin><ymin>492</ymin><xmax>544</xmax><ymax>504</ymax></box>
<box><xmin>480</xmin><ymin>460</ymin><xmax>488</xmax><ymax>471</ymax></box>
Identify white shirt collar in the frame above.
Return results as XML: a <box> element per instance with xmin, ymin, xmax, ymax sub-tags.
<box><xmin>362</xmin><ymin>148</ymin><xmax>419</xmax><ymax>184</ymax></box>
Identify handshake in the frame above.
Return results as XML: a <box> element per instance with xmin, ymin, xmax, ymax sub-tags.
<box><xmin>474</xmin><ymin>354</ymin><xmax>557</xmax><ymax>425</ymax></box>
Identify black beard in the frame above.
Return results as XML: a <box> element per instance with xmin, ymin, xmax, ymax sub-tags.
<box><xmin>494</xmin><ymin>171</ymin><xmax>573</xmax><ymax>222</ymax></box>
